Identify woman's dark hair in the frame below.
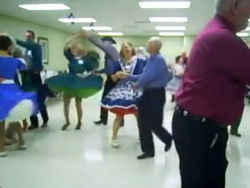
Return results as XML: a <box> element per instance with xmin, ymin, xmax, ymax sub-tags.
<box><xmin>0</xmin><ymin>35</ymin><xmax>13</xmax><ymax>51</ymax></box>
<box><xmin>120</xmin><ymin>42</ymin><xmax>136</xmax><ymax>59</ymax></box>
<box><xmin>175</xmin><ymin>55</ymin><xmax>181</xmax><ymax>63</ymax></box>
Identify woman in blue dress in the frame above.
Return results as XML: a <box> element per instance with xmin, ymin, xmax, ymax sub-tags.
<box><xmin>78</xmin><ymin>30</ymin><xmax>146</xmax><ymax>147</ymax></box>
<box><xmin>0</xmin><ymin>34</ymin><xmax>38</xmax><ymax>157</ymax></box>
<box><xmin>102</xmin><ymin>42</ymin><xmax>146</xmax><ymax>147</ymax></box>
<box><xmin>46</xmin><ymin>40</ymin><xmax>103</xmax><ymax>130</ymax></box>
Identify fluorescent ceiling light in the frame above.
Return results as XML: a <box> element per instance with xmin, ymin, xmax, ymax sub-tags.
<box><xmin>82</xmin><ymin>26</ymin><xmax>112</xmax><ymax>31</ymax></box>
<box><xmin>237</xmin><ymin>32</ymin><xmax>249</xmax><ymax>37</ymax></box>
<box><xmin>149</xmin><ymin>17</ymin><xmax>188</xmax><ymax>23</ymax></box>
<box><xmin>245</xmin><ymin>27</ymin><xmax>250</xmax><ymax>31</ymax></box>
<box><xmin>139</xmin><ymin>1</ymin><xmax>191</xmax><ymax>9</ymax></box>
<box><xmin>19</xmin><ymin>3</ymin><xmax>70</xmax><ymax>11</ymax></box>
<box><xmin>59</xmin><ymin>18</ymin><xmax>96</xmax><ymax>23</ymax></box>
<box><xmin>156</xmin><ymin>26</ymin><xmax>186</xmax><ymax>31</ymax></box>
<box><xmin>98</xmin><ymin>32</ymin><xmax>124</xmax><ymax>36</ymax></box>
<box><xmin>159</xmin><ymin>32</ymin><xmax>185</xmax><ymax>36</ymax></box>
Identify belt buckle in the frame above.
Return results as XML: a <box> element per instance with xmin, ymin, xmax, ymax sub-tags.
<box><xmin>183</xmin><ymin>110</ymin><xmax>188</xmax><ymax>117</ymax></box>
<box><xmin>175</xmin><ymin>105</ymin><xmax>179</xmax><ymax>111</ymax></box>
<box><xmin>201</xmin><ymin>117</ymin><xmax>207</xmax><ymax>123</ymax></box>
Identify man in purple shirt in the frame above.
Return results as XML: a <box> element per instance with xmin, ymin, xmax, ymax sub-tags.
<box><xmin>118</xmin><ymin>37</ymin><xmax>172</xmax><ymax>160</ymax></box>
<box><xmin>173</xmin><ymin>0</ymin><xmax>250</xmax><ymax>187</ymax></box>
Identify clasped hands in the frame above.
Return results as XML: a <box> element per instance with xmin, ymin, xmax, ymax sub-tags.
<box><xmin>115</xmin><ymin>71</ymin><xmax>129</xmax><ymax>79</ymax></box>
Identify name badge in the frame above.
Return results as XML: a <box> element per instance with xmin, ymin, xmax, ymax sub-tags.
<box><xmin>27</xmin><ymin>50</ymin><xmax>32</xmax><ymax>56</ymax></box>
<box><xmin>78</xmin><ymin>60</ymin><xmax>84</xmax><ymax>65</ymax></box>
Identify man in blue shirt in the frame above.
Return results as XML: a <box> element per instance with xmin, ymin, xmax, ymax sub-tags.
<box><xmin>16</xmin><ymin>30</ymin><xmax>48</xmax><ymax>130</ymax></box>
<box><xmin>118</xmin><ymin>37</ymin><xmax>172</xmax><ymax>159</ymax></box>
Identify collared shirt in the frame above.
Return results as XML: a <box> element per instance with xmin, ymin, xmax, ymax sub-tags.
<box><xmin>129</xmin><ymin>53</ymin><xmax>171</xmax><ymax>89</ymax></box>
<box><xmin>16</xmin><ymin>39</ymin><xmax>43</xmax><ymax>72</ymax></box>
<box><xmin>176</xmin><ymin>15</ymin><xmax>250</xmax><ymax>125</ymax></box>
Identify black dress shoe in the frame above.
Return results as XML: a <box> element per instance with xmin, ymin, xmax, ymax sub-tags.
<box><xmin>28</xmin><ymin>125</ymin><xmax>38</xmax><ymax>130</ymax></box>
<box><xmin>165</xmin><ymin>140</ymin><xmax>173</xmax><ymax>152</ymax></box>
<box><xmin>231</xmin><ymin>132</ymin><xmax>242</xmax><ymax>137</ymax></box>
<box><xmin>62</xmin><ymin>123</ymin><xmax>70</xmax><ymax>131</ymax></box>
<box><xmin>94</xmin><ymin>120</ymin><xmax>107</xmax><ymax>126</ymax></box>
<box><xmin>75</xmin><ymin>123</ymin><xmax>82</xmax><ymax>130</ymax></box>
<box><xmin>137</xmin><ymin>153</ymin><xmax>154</xmax><ymax>160</ymax></box>
<box><xmin>41</xmin><ymin>122</ymin><xmax>48</xmax><ymax>128</ymax></box>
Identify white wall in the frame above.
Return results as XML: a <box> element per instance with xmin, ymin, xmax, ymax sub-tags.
<box><xmin>0</xmin><ymin>14</ymin><xmax>69</xmax><ymax>71</ymax></box>
<box><xmin>113</xmin><ymin>36</ymin><xmax>195</xmax><ymax>64</ymax></box>
<box><xmin>0</xmin><ymin>14</ymin><xmax>196</xmax><ymax>71</ymax></box>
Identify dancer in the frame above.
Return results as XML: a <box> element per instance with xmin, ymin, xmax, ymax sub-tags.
<box><xmin>0</xmin><ymin>34</ymin><xmax>38</xmax><ymax>157</ymax></box>
<box><xmin>136</xmin><ymin>46</ymin><xmax>149</xmax><ymax>60</ymax></box>
<box><xmin>94</xmin><ymin>37</ymin><xmax>118</xmax><ymax>126</ymax></box>
<box><xmin>172</xmin><ymin>0</ymin><xmax>250</xmax><ymax>187</ymax></box>
<box><xmin>12</xmin><ymin>47</ymin><xmax>29</xmax><ymax>130</ymax></box>
<box><xmin>101</xmin><ymin>42</ymin><xmax>146</xmax><ymax>148</ymax></box>
<box><xmin>79</xmin><ymin>31</ymin><xmax>144</xmax><ymax>147</ymax></box>
<box><xmin>46</xmin><ymin>39</ymin><xmax>102</xmax><ymax>130</ymax></box>
<box><xmin>117</xmin><ymin>37</ymin><xmax>173</xmax><ymax>159</ymax></box>
<box><xmin>16</xmin><ymin>30</ymin><xmax>47</xmax><ymax>130</ymax></box>
<box><xmin>78</xmin><ymin>31</ymin><xmax>126</xmax><ymax>128</ymax></box>
<box><xmin>167</xmin><ymin>55</ymin><xmax>185</xmax><ymax>102</ymax></box>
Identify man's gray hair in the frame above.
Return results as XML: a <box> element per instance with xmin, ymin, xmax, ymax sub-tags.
<box><xmin>149</xmin><ymin>37</ymin><xmax>162</xmax><ymax>51</ymax></box>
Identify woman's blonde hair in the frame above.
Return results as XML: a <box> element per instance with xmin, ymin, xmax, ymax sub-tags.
<box><xmin>120</xmin><ymin>42</ymin><xmax>136</xmax><ymax>59</ymax></box>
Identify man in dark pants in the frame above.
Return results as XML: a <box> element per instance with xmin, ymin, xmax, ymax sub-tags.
<box><xmin>16</xmin><ymin>30</ymin><xmax>47</xmax><ymax>129</ymax></box>
<box><xmin>93</xmin><ymin>37</ymin><xmax>124</xmax><ymax>126</ymax></box>
<box><xmin>173</xmin><ymin>109</ymin><xmax>228</xmax><ymax>188</ymax></box>
<box><xmin>117</xmin><ymin>37</ymin><xmax>172</xmax><ymax>159</ymax></box>
<box><xmin>172</xmin><ymin>0</ymin><xmax>250</xmax><ymax>187</ymax></box>
<box><xmin>94</xmin><ymin>37</ymin><xmax>117</xmax><ymax>126</ymax></box>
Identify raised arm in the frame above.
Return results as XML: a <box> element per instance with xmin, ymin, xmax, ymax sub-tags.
<box><xmin>16</xmin><ymin>39</ymin><xmax>35</xmax><ymax>51</ymax></box>
<box><xmin>79</xmin><ymin>30</ymin><xmax>120</xmax><ymax>62</ymax></box>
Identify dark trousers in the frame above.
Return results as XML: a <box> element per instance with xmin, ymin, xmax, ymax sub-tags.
<box><xmin>172</xmin><ymin>109</ymin><xmax>228</xmax><ymax>188</ymax></box>
<box><xmin>26</xmin><ymin>72</ymin><xmax>48</xmax><ymax>127</ymax></box>
<box><xmin>99</xmin><ymin>77</ymin><xmax>116</xmax><ymax>123</ymax></box>
<box><xmin>230</xmin><ymin>114</ymin><xmax>242</xmax><ymax>134</ymax></box>
<box><xmin>30</xmin><ymin>108</ymin><xmax>48</xmax><ymax>126</ymax></box>
<box><xmin>138</xmin><ymin>88</ymin><xmax>172</xmax><ymax>155</ymax></box>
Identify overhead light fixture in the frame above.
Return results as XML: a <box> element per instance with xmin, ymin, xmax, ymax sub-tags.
<box><xmin>98</xmin><ymin>32</ymin><xmax>124</xmax><ymax>36</ymax></box>
<box><xmin>59</xmin><ymin>18</ymin><xmax>96</xmax><ymax>23</ymax></box>
<box><xmin>159</xmin><ymin>32</ymin><xmax>185</xmax><ymax>36</ymax></box>
<box><xmin>237</xmin><ymin>32</ymin><xmax>249</xmax><ymax>37</ymax></box>
<box><xmin>149</xmin><ymin>17</ymin><xmax>188</xmax><ymax>23</ymax></box>
<box><xmin>19</xmin><ymin>3</ymin><xmax>70</xmax><ymax>11</ymax></box>
<box><xmin>245</xmin><ymin>27</ymin><xmax>250</xmax><ymax>31</ymax></box>
<box><xmin>156</xmin><ymin>26</ymin><xmax>186</xmax><ymax>31</ymax></box>
<box><xmin>139</xmin><ymin>1</ymin><xmax>191</xmax><ymax>9</ymax></box>
<box><xmin>82</xmin><ymin>26</ymin><xmax>112</xmax><ymax>31</ymax></box>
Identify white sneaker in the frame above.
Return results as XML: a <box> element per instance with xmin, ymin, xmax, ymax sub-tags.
<box><xmin>111</xmin><ymin>139</ymin><xmax>120</xmax><ymax>148</ymax></box>
<box><xmin>0</xmin><ymin>151</ymin><xmax>7</xmax><ymax>157</ymax></box>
